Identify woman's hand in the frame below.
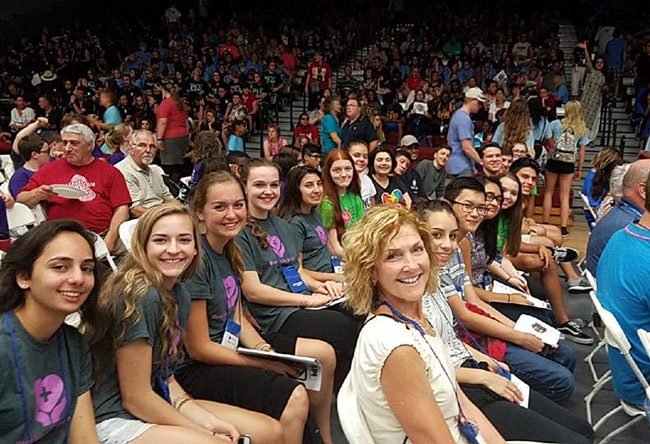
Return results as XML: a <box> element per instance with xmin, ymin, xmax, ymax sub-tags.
<box><xmin>314</xmin><ymin>280</ymin><xmax>344</xmax><ymax>299</ymax></box>
<box><xmin>487</xmin><ymin>359</ymin><xmax>510</xmax><ymax>374</ymax></box>
<box><xmin>482</xmin><ymin>372</ymin><xmax>524</xmax><ymax>404</ymax></box>
<box><xmin>180</xmin><ymin>401</ymin><xmax>240</xmax><ymax>442</ymax></box>
<box><xmin>508</xmin><ymin>293</ymin><xmax>533</xmax><ymax>306</ymax></box>
<box><xmin>537</xmin><ymin>246</ymin><xmax>551</xmax><ymax>269</ymax></box>
<box><xmin>507</xmin><ymin>275</ymin><xmax>529</xmax><ymax>294</ymax></box>
<box><xmin>303</xmin><ymin>293</ymin><xmax>334</xmax><ymax>308</ymax></box>
<box><xmin>255</xmin><ymin>357</ymin><xmax>302</xmax><ymax>378</ymax></box>
<box><xmin>516</xmin><ymin>332</ymin><xmax>545</xmax><ymax>354</ymax></box>
<box><xmin>574</xmin><ymin>167</ymin><xmax>583</xmax><ymax>180</ymax></box>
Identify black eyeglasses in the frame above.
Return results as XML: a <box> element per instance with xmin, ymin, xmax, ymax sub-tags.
<box><xmin>452</xmin><ymin>201</ymin><xmax>488</xmax><ymax>216</ymax></box>
<box><xmin>485</xmin><ymin>193</ymin><xmax>503</xmax><ymax>204</ymax></box>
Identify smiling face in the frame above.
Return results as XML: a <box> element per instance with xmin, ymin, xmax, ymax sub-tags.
<box><xmin>245</xmin><ymin>166</ymin><xmax>281</xmax><ymax>216</ymax></box>
<box><xmin>499</xmin><ymin>176</ymin><xmax>520</xmax><ymax>210</ymax></box>
<box><xmin>17</xmin><ymin>232</ymin><xmax>95</xmax><ymax>317</ymax></box>
<box><xmin>481</xmin><ymin>146</ymin><xmax>502</xmax><ymax>176</ymax></box>
<box><xmin>395</xmin><ymin>155</ymin><xmax>410</xmax><ymax>176</ymax></box>
<box><xmin>146</xmin><ymin>213</ymin><xmax>197</xmax><ymax>288</ymax></box>
<box><xmin>197</xmin><ymin>181</ymin><xmax>247</xmax><ymax>243</ymax></box>
<box><xmin>515</xmin><ymin>166</ymin><xmax>537</xmax><ymax>196</ymax></box>
<box><xmin>374</xmin><ymin>224</ymin><xmax>430</xmax><ymax>304</ymax></box>
<box><xmin>424</xmin><ymin>211</ymin><xmax>459</xmax><ymax>266</ymax></box>
<box><xmin>451</xmin><ymin>189</ymin><xmax>486</xmax><ymax>234</ymax></box>
<box><xmin>511</xmin><ymin>143</ymin><xmax>528</xmax><ymax>160</ymax></box>
<box><xmin>299</xmin><ymin>173</ymin><xmax>323</xmax><ymax>208</ymax></box>
<box><xmin>373</xmin><ymin>152</ymin><xmax>393</xmax><ymax>176</ymax></box>
<box><xmin>330</xmin><ymin>159</ymin><xmax>354</xmax><ymax>191</ymax></box>
<box><xmin>484</xmin><ymin>181</ymin><xmax>503</xmax><ymax>219</ymax></box>
<box><xmin>434</xmin><ymin>147</ymin><xmax>451</xmax><ymax>168</ymax></box>
<box><xmin>348</xmin><ymin>143</ymin><xmax>369</xmax><ymax>173</ymax></box>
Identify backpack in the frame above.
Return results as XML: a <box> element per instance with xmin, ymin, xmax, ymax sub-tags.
<box><xmin>552</xmin><ymin>127</ymin><xmax>577</xmax><ymax>163</ymax></box>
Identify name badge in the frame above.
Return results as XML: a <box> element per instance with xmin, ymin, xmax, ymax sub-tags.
<box><xmin>459</xmin><ymin>419</ymin><xmax>487</xmax><ymax>444</ymax></box>
<box><xmin>221</xmin><ymin>319</ymin><xmax>241</xmax><ymax>350</ymax></box>
<box><xmin>331</xmin><ymin>256</ymin><xmax>344</xmax><ymax>275</ymax></box>
<box><xmin>281</xmin><ymin>265</ymin><xmax>309</xmax><ymax>293</ymax></box>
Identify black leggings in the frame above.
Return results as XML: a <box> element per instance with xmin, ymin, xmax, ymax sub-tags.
<box><xmin>461</xmin><ymin>383</ymin><xmax>593</xmax><ymax>443</ymax></box>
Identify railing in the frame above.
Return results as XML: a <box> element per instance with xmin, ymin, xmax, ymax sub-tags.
<box><xmin>599</xmin><ymin>94</ymin><xmax>616</xmax><ymax>147</ymax></box>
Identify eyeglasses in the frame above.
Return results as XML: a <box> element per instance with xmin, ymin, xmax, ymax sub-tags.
<box><xmin>452</xmin><ymin>201</ymin><xmax>488</xmax><ymax>216</ymax></box>
<box><xmin>485</xmin><ymin>193</ymin><xmax>503</xmax><ymax>204</ymax></box>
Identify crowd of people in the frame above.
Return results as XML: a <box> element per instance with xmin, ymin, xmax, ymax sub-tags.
<box><xmin>2</xmin><ymin>1</ymin><xmax>650</xmax><ymax>443</ymax></box>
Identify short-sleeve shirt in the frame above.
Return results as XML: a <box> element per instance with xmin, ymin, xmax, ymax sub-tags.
<box><xmin>492</xmin><ymin>122</ymin><xmax>536</xmax><ymax>151</ymax></box>
<box><xmin>319</xmin><ymin>113</ymin><xmax>341</xmax><ymax>154</ymax></box>
<box><xmin>1</xmin><ymin>311</ymin><xmax>93</xmax><ymax>442</ymax></box>
<box><xmin>440</xmin><ymin>247</ymin><xmax>472</xmax><ymax>301</ymax></box>
<box><xmin>8</xmin><ymin>166</ymin><xmax>35</xmax><ymax>199</ymax></box>
<box><xmin>183</xmin><ymin>237</ymin><xmax>241</xmax><ymax>345</ymax></box>
<box><xmin>115</xmin><ymin>156</ymin><xmax>173</xmax><ymax>209</ymax></box>
<box><xmin>370</xmin><ymin>176</ymin><xmax>410</xmax><ymax>206</ymax></box>
<box><xmin>157</xmin><ymin>98</ymin><xmax>189</xmax><ymax>139</ymax></box>
<box><xmin>447</xmin><ymin>108</ymin><xmax>475</xmax><ymax>175</ymax></box>
<box><xmin>359</xmin><ymin>173</ymin><xmax>376</xmax><ymax>211</ymax></box>
<box><xmin>21</xmin><ymin>159</ymin><xmax>131</xmax><ymax>233</ymax></box>
<box><xmin>228</xmin><ymin>135</ymin><xmax>244</xmax><ymax>152</ymax></box>
<box><xmin>318</xmin><ymin>191</ymin><xmax>364</xmax><ymax>230</ymax></box>
<box><xmin>93</xmin><ymin>284</ymin><xmax>191</xmax><ymax>422</ymax></box>
<box><xmin>235</xmin><ymin>216</ymin><xmax>301</xmax><ymax>334</ymax></box>
<box><xmin>103</xmin><ymin>106</ymin><xmax>123</xmax><ymax>127</ymax></box>
<box><xmin>290</xmin><ymin>211</ymin><xmax>333</xmax><ymax>274</ymax></box>
<box><xmin>349</xmin><ymin>315</ymin><xmax>465</xmax><ymax>443</ymax></box>
<box><xmin>547</xmin><ymin>119</ymin><xmax>590</xmax><ymax>147</ymax></box>
<box><xmin>340</xmin><ymin>116</ymin><xmax>378</xmax><ymax>148</ymax></box>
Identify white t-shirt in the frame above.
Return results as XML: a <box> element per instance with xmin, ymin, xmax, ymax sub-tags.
<box><xmin>165</xmin><ymin>7</ymin><xmax>181</xmax><ymax>23</ymax></box>
<box><xmin>350</xmin><ymin>314</ymin><xmax>467</xmax><ymax>443</ymax></box>
<box><xmin>488</xmin><ymin>100</ymin><xmax>510</xmax><ymax>122</ymax></box>
<box><xmin>359</xmin><ymin>173</ymin><xmax>376</xmax><ymax>212</ymax></box>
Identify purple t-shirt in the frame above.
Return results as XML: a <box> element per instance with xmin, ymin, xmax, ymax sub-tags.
<box><xmin>446</xmin><ymin>108</ymin><xmax>475</xmax><ymax>175</ymax></box>
<box><xmin>8</xmin><ymin>167</ymin><xmax>35</xmax><ymax>199</ymax></box>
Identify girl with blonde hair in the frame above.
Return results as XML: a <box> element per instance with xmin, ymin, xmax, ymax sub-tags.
<box><xmin>543</xmin><ymin>99</ymin><xmax>590</xmax><ymax>236</ymax></box>
<box><xmin>104</xmin><ymin>123</ymin><xmax>133</xmax><ymax>165</ymax></box>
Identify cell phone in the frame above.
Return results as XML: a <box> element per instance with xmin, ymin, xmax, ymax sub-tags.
<box><xmin>238</xmin><ymin>436</ymin><xmax>252</xmax><ymax>444</ymax></box>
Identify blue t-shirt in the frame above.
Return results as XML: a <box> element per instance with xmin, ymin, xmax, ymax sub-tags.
<box><xmin>605</xmin><ymin>38</ymin><xmax>628</xmax><ymax>68</ymax></box>
<box><xmin>581</xmin><ymin>169</ymin><xmax>601</xmax><ymax>207</ymax></box>
<box><xmin>586</xmin><ymin>199</ymin><xmax>644</xmax><ymax>275</ymax></box>
<box><xmin>547</xmin><ymin>119</ymin><xmax>590</xmax><ymax>147</ymax></box>
<box><xmin>108</xmin><ymin>151</ymin><xmax>126</xmax><ymax>165</ymax></box>
<box><xmin>319</xmin><ymin>113</ymin><xmax>341</xmax><ymax>154</ymax></box>
<box><xmin>532</xmin><ymin>118</ymin><xmax>552</xmax><ymax>142</ymax></box>
<box><xmin>446</xmin><ymin>108</ymin><xmax>475</xmax><ymax>175</ymax></box>
<box><xmin>492</xmin><ymin>122</ymin><xmax>536</xmax><ymax>152</ymax></box>
<box><xmin>597</xmin><ymin>222</ymin><xmax>650</xmax><ymax>405</ymax></box>
<box><xmin>8</xmin><ymin>167</ymin><xmax>35</xmax><ymax>199</ymax></box>
<box><xmin>103</xmin><ymin>106</ymin><xmax>123</xmax><ymax>126</ymax></box>
<box><xmin>227</xmin><ymin>135</ymin><xmax>244</xmax><ymax>152</ymax></box>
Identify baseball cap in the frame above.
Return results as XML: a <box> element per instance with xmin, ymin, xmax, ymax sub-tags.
<box><xmin>465</xmin><ymin>87</ymin><xmax>487</xmax><ymax>102</ymax></box>
<box><xmin>400</xmin><ymin>135</ymin><xmax>419</xmax><ymax>147</ymax></box>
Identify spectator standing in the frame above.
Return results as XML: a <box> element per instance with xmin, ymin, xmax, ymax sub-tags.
<box><xmin>340</xmin><ymin>97</ymin><xmax>378</xmax><ymax>150</ymax></box>
<box><xmin>447</xmin><ymin>87</ymin><xmax>486</xmax><ymax>176</ymax></box>
<box><xmin>319</xmin><ymin>97</ymin><xmax>342</xmax><ymax>154</ymax></box>
<box><xmin>605</xmin><ymin>30</ymin><xmax>628</xmax><ymax>99</ymax></box>
<box><xmin>156</xmin><ymin>84</ymin><xmax>189</xmax><ymax>181</ymax></box>
<box><xmin>305</xmin><ymin>51</ymin><xmax>332</xmax><ymax>111</ymax></box>
<box><xmin>578</xmin><ymin>42</ymin><xmax>607</xmax><ymax>141</ymax></box>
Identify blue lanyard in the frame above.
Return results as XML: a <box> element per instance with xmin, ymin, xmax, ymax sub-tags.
<box><xmin>4</xmin><ymin>312</ymin><xmax>70</xmax><ymax>442</ymax></box>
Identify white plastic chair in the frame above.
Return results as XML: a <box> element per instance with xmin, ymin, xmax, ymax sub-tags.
<box><xmin>180</xmin><ymin>176</ymin><xmax>191</xmax><ymax>187</ymax></box>
<box><xmin>337</xmin><ymin>375</ymin><xmax>375</xmax><ymax>444</ymax></box>
<box><xmin>7</xmin><ymin>202</ymin><xmax>36</xmax><ymax>236</ymax></box>
<box><xmin>639</xmin><ymin>329</ymin><xmax>650</xmax><ymax>360</ymax></box>
<box><xmin>589</xmin><ymin>298</ymin><xmax>650</xmax><ymax>442</ymax></box>
<box><xmin>3</xmin><ymin>163</ymin><xmax>15</xmax><ymax>180</ymax></box>
<box><xmin>584</xmin><ymin>291</ymin><xmax>612</xmax><ymax>423</ymax></box>
<box><xmin>93</xmin><ymin>233</ymin><xmax>117</xmax><ymax>272</ymax></box>
<box><xmin>579</xmin><ymin>192</ymin><xmax>598</xmax><ymax>230</ymax></box>
<box><xmin>118</xmin><ymin>219</ymin><xmax>138</xmax><ymax>252</ymax></box>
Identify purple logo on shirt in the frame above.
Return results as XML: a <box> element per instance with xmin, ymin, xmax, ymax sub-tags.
<box><xmin>223</xmin><ymin>275</ymin><xmax>239</xmax><ymax>311</ymax></box>
<box><xmin>34</xmin><ymin>374</ymin><xmax>67</xmax><ymax>427</ymax></box>
<box><xmin>267</xmin><ymin>235</ymin><xmax>286</xmax><ymax>258</ymax></box>
<box><xmin>315</xmin><ymin>225</ymin><xmax>327</xmax><ymax>245</ymax></box>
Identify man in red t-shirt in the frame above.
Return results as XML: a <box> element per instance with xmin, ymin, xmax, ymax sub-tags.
<box><xmin>18</xmin><ymin>123</ymin><xmax>131</xmax><ymax>252</ymax></box>
<box><xmin>304</xmin><ymin>51</ymin><xmax>332</xmax><ymax>111</ymax></box>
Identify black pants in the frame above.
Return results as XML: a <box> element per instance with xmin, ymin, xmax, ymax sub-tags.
<box><xmin>460</xmin><ymin>382</ymin><xmax>593</xmax><ymax>443</ymax></box>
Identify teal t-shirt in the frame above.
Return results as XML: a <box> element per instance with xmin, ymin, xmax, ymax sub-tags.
<box><xmin>0</xmin><ymin>311</ymin><xmax>93</xmax><ymax>443</ymax></box>
<box><xmin>290</xmin><ymin>211</ymin><xmax>333</xmax><ymax>274</ymax></box>
<box><xmin>235</xmin><ymin>215</ymin><xmax>301</xmax><ymax>334</ymax></box>
<box><xmin>93</xmin><ymin>284</ymin><xmax>191</xmax><ymax>422</ymax></box>
<box><xmin>319</xmin><ymin>113</ymin><xmax>341</xmax><ymax>153</ymax></box>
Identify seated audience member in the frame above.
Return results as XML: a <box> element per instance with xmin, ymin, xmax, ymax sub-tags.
<box><xmin>480</xmin><ymin>143</ymin><xmax>503</xmax><ymax>177</ymax></box>
<box><xmin>346</xmin><ymin>140</ymin><xmax>376</xmax><ymax>210</ymax></box>
<box><xmin>181</xmin><ymin>172</ymin><xmax>336</xmax><ymax>444</ymax></box>
<box><xmin>343</xmin><ymin>205</ymin><xmax>505</xmax><ymax>443</ymax></box>
<box><xmin>500</xmin><ymin>148</ymin><xmax>513</xmax><ymax>174</ymax></box>
<box><xmin>422</xmin><ymin>200</ymin><xmax>593</xmax><ymax>443</ymax></box>
<box><xmin>302</xmin><ymin>143</ymin><xmax>323</xmax><ymax>170</ymax></box>
<box><xmin>86</xmin><ymin>204</ymin><xmax>251</xmax><ymax>443</ymax></box>
<box><xmin>394</xmin><ymin>149</ymin><xmax>425</xmax><ymax>200</ymax></box>
<box><xmin>597</xmin><ymin>163</ymin><xmax>630</xmax><ymax>219</ymax></box>
<box><xmin>0</xmin><ymin>221</ymin><xmax>101</xmax><ymax>442</ymax></box>
<box><xmin>235</xmin><ymin>159</ymin><xmax>358</xmax><ymax>379</ymax></box>
<box><xmin>104</xmin><ymin>123</ymin><xmax>133</xmax><ymax>164</ymax></box>
<box><xmin>263</xmin><ymin>124</ymin><xmax>288</xmax><ymax>160</ymax></box>
<box><xmin>9</xmin><ymin>133</ymin><xmax>50</xmax><ymax>199</ymax></box>
<box><xmin>581</xmin><ymin>147</ymin><xmax>622</xmax><ymax>208</ymax></box>
<box><xmin>279</xmin><ymin>166</ymin><xmax>341</xmax><ymax>282</ymax></box>
<box><xmin>586</xmin><ymin>159</ymin><xmax>650</xmax><ymax>275</ymax></box>
<box><xmin>416</xmin><ymin>145</ymin><xmax>451</xmax><ymax>200</ymax></box>
<box><xmin>18</xmin><ymin>123</ymin><xmax>131</xmax><ymax>252</ymax></box>
<box><xmin>115</xmin><ymin>130</ymin><xmax>178</xmax><ymax>218</ymax></box>
<box><xmin>188</xmin><ymin>130</ymin><xmax>228</xmax><ymax>190</ymax></box>
<box><xmin>597</xmin><ymin>173</ymin><xmax>650</xmax><ymax>408</ymax></box>
<box><xmin>369</xmin><ymin>146</ymin><xmax>412</xmax><ymax>208</ymax></box>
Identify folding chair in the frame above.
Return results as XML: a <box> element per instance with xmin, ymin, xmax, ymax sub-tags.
<box><xmin>180</xmin><ymin>176</ymin><xmax>192</xmax><ymax>187</ymax></box>
<box><xmin>93</xmin><ymin>233</ymin><xmax>117</xmax><ymax>272</ymax></box>
<box><xmin>337</xmin><ymin>375</ymin><xmax>375</xmax><ymax>444</ymax></box>
<box><xmin>7</xmin><ymin>202</ymin><xmax>36</xmax><ymax>236</ymax></box>
<box><xmin>589</xmin><ymin>299</ymin><xmax>650</xmax><ymax>442</ymax></box>
<box><xmin>118</xmin><ymin>219</ymin><xmax>138</xmax><ymax>252</ymax></box>
<box><xmin>0</xmin><ymin>181</ymin><xmax>9</xmax><ymax>195</ymax></box>
<box><xmin>579</xmin><ymin>192</ymin><xmax>597</xmax><ymax>230</ymax></box>
<box><xmin>584</xmin><ymin>291</ymin><xmax>612</xmax><ymax>423</ymax></box>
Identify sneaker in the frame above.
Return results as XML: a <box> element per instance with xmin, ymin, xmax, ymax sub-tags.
<box><xmin>557</xmin><ymin>320</ymin><xmax>594</xmax><ymax>345</ymax></box>
<box><xmin>549</xmin><ymin>246</ymin><xmax>579</xmax><ymax>263</ymax></box>
<box><xmin>567</xmin><ymin>276</ymin><xmax>592</xmax><ymax>293</ymax></box>
<box><xmin>561</xmin><ymin>227</ymin><xmax>570</xmax><ymax>238</ymax></box>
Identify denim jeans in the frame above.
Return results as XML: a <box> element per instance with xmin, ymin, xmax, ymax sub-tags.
<box><xmin>504</xmin><ymin>342</ymin><xmax>576</xmax><ymax>402</ymax></box>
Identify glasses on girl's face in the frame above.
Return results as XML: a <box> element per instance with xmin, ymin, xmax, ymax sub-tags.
<box><xmin>485</xmin><ymin>193</ymin><xmax>503</xmax><ymax>204</ymax></box>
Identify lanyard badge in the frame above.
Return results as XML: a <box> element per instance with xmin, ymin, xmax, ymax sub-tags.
<box><xmin>221</xmin><ymin>319</ymin><xmax>242</xmax><ymax>350</ymax></box>
<box><xmin>281</xmin><ymin>265</ymin><xmax>309</xmax><ymax>293</ymax></box>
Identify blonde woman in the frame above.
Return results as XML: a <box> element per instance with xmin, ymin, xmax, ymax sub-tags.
<box><xmin>104</xmin><ymin>123</ymin><xmax>133</xmax><ymax>165</ymax></box>
<box><xmin>543</xmin><ymin>100</ymin><xmax>590</xmax><ymax>236</ymax></box>
<box><xmin>342</xmin><ymin>205</ymin><xmax>504</xmax><ymax>443</ymax></box>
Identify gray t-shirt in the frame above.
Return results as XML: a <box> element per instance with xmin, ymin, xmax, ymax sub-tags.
<box><xmin>1</xmin><ymin>311</ymin><xmax>93</xmax><ymax>443</ymax></box>
<box><xmin>235</xmin><ymin>215</ymin><xmax>301</xmax><ymax>334</ymax></box>
<box><xmin>183</xmin><ymin>236</ymin><xmax>240</xmax><ymax>345</ymax></box>
<box><xmin>93</xmin><ymin>284</ymin><xmax>191</xmax><ymax>422</ymax></box>
<box><xmin>416</xmin><ymin>159</ymin><xmax>446</xmax><ymax>199</ymax></box>
<box><xmin>290</xmin><ymin>211</ymin><xmax>333</xmax><ymax>274</ymax></box>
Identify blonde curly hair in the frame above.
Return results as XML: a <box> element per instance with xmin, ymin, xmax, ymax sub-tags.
<box><xmin>342</xmin><ymin>205</ymin><xmax>438</xmax><ymax>316</ymax></box>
